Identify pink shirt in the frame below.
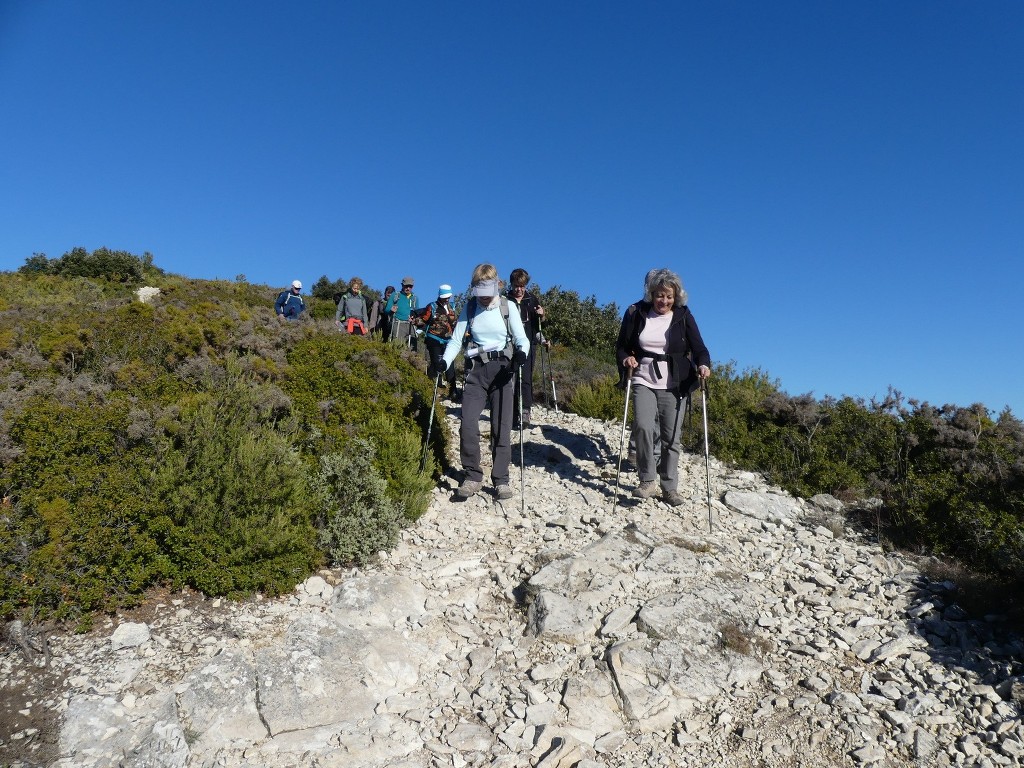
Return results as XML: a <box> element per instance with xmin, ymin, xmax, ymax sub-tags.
<box><xmin>632</xmin><ymin>310</ymin><xmax>675</xmax><ymax>390</ymax></box>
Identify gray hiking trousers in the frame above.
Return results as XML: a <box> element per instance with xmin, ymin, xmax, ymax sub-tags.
<box><xmin>459</xmin><ymin>357</ymin><xmax>516</xmax><ymax>486</ymax></box>
<box><xmin>632</xmin><ymin>384</ymin><xmax>685</xmax><ymax>492</ymax></box>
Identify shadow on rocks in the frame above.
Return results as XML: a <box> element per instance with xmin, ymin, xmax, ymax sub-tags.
<box><xmin>904</xmin><ymin>563</ymin><xmax>1024</xmax><ymax>703</ymax></box>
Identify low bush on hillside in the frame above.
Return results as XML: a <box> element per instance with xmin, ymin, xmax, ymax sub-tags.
<box><xmin>0</xmin><ymin>394</ymin><xmax>166</xmax><ymax>626</ymax></box>
<box><xmin>312</xmin><ymin>443</ymin><xmax>404</xmax><ymax>566</ymax></box>
<box><xmin>0</xmin><ymin>249</ymin><xmax>448</xmax><ymax>627</ymax></box>
<box><xmin>567</xmin><ymin>374</ymin><xmax>626</xmax><ymax>421</ymax></box>
<box><xmin>686</xmin><ymin>365</ymin><xmax>1024</xmax><ymax>580</ymax></box>
<box><xmin>148</xmin><ymin>369</ymin><xmax>319</xmax><ymax>598</ymax></box>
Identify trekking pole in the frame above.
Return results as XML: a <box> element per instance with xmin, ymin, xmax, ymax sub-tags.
<box><xmin>700</xmin><ymin>377</ymin><xmax>713</xmax><ymax>532</ymax></box>
<box><xmin>537</xmin><ymin>318</ymin><xmax>551</xmax><ymax>409</ymax></box>
<box><xmin>518</xmin><ymin>364</ymin><xmax>526</xmax><ymax>513</ymax></box>
<box><xmin>538</xmin><ymin>317</ymin><xmax>558</xmax><ymax>413</ymax></box>
<box><xmin>611</xmin><ymin>370</ymin><xmax>633</xmax><ymax>513</ymax></box>
<box><xmin>547</xmin><ymin>344</ymin><xmax>559</xmax><ymax>414</ymax></box>
<box><xmin>420</xmin><ymin>373</ymin><xmax>442</xmax><ymax>472</ymax></box>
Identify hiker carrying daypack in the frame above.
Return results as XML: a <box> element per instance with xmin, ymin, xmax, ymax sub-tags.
<box><xmin>439</xmin><ymin>264</ymin><xmax>529</xmax><ymax>501</ymax></box>
<box><xmin>615</xmin><ymin>267</ymin><xmax>710</xmax><ymax>508</ymax></box>
<box><xmin>413</xmin><ymin>284</ymin><xmax>459</xmax><ymax>399</ymax></box>
<box><xmin>275</xmin><ymin>280</ymin><xmax>306</xmax><ymax>321</ymax></box>
<box><xmin>385</xmin><ymin>277</ymin><xmax>418</xmax><ymax>349</ymax></box>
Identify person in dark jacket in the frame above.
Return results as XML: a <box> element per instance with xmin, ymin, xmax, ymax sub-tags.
<box><xmin>615</xmin><ymin>268</ymin><xmax>710</xmax><ymax>507</ymax></box>
<box><xmin>377</xmin><ymin>285</ymin><xmax>396</xmax><ymax>341</ymax></box>
<box><xmin>507</xmin><ymin>268</ymin><xmax>545</xmax><ymax>427</ymax></box>
<box><xmin>275</xmin><ymin>280</ymin><xmax>306</xmax><ymax>321</ymax></box>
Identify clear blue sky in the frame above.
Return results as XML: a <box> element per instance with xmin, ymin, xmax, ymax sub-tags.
<box><xmin>2</xmin><ymin>1</ymin><xmax>1021</xmax><ymax>416</ymax></box>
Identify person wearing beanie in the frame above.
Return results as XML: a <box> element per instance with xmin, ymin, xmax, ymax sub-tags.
<box><xmin>413</xmin><ymin>283</ymin><xmax>459</xmax><ymax>400</ymax></box>
<box><xmin>274</xmin><ymin>279</ymin><xmax>306</xmax><ymax>321</ymax></box>
<box><xmin>384</xmin><ymin>276</ymin><xmax>418</xmax><ymax>349</ymax></box>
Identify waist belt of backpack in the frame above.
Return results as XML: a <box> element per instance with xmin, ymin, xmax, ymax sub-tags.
<box><xmin>638</xmin><ymin>349</ymin><xmax>671</xmax><ymax>381</ymax></box>
<box><xmin>482</xmin><ymin>350</ymin><xmax>509</xmax><ymax>361</ymax></box>
<box><xmin>426</xmin><ymin>331</ymin><xmax>450</xmax><ymax>343</ymax></box>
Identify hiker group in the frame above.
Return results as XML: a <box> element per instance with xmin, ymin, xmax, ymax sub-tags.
<box><xmin>275</xmin><ymin>264</ymin><xmax>711</xmax><ymax>512</ymax></box>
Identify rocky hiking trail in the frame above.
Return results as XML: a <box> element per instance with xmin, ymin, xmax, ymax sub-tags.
<box><xmin>2</xmin><ymin>404</ymin><xmax>1022</xmax><ymax>768</ymax></box>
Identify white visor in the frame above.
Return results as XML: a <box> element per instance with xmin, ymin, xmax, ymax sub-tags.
<box><xmin>472</xmin><ymin>279</ymin><xmax>500</xmax><ymax>297</ymax></box>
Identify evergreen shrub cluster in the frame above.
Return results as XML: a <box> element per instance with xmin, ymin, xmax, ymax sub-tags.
<box><xmin>0</xmin><ymin>249</ymin><xmax>448</xmax><ymax>627</ymax></box>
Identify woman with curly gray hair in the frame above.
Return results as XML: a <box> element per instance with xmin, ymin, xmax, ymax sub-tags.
<box><xmin>615</xmin><ymin>268</ymin><xmax>711</xmax><ymax>506</ymax></box>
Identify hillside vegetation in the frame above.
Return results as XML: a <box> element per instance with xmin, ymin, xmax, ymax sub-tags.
<box><xmin>2</xmin><ymin>248</ymin><xmax>1022</xmax><ymax>629</ymax></box>
<box><xmin>1</xmin><ymin>249</ymin><xmax>444</xmax><ymax>627</ymax></box>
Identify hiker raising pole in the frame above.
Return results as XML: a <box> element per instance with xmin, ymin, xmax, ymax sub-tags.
<box><xmin>615</xmin><ymin>268</ymin><xmax>711</xmax><ymax>508</ymax></box>
<box><xmin>439</xmin><ymin>263</ymin><xmax>530</xmax><ymax>502</ymax></box>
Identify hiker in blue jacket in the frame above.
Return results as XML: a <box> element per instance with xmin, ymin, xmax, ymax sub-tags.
<box><xmin>275</xmin><ymin>280</ymin><xmax>306</xmax><ymax>321</ymax></box>
<box><xmin>441</xmin><ymin>264</ymin><xmax>529</xmax><ymax>500</ymax></box>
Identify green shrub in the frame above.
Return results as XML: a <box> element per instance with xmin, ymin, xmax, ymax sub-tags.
<box><xmin>308</xmin><ymin>297</ymin><xmax>340</xmax><ymax>322</ymax></box>
<box><xmin>567</xmin><ymin>374</ymin><xmax>627</xmax><ymax>422</ymax></box>
<box><xmin>312</xmin><ymin>441</ymin><xmax>404</xmax><ymax>566</ymax></box>
<box><xmin>538</xmin><ymin>285</ymin><xmax>620</xmax><ymax>357</ymax></box>
<box><xmin>536</xmin><ymin>345</ymin><xmax>617</xmax><ymax>414</ymax></box>
<box><xmin>0</xmin><ymin>395</ymin><xmax>165</xmax><ymax>625</ymax></box>
<box><xmin>19</xmin><ymin>247</ymin><xmax>160</xmax><ymax>283</ymax></box>
<box><xmin>285</xmin><ymin>335</ymin><xmax>408</xmax><ymax>436</ymax></box>
<box><xmin>364</xmin><ymin>413</ymin><xmax>437</xmax><ymax>521</ymax></box>
<box><xmin>148</xmin><ymin>370</ymin><xmax>319</xmax><ymax>597</ymax></box>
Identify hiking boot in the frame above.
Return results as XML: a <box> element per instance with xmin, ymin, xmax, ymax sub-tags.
<box><xmin>455</xmin><ymin>479</ymin><xmax>483</xmax><ymax>498</ymax></box>
<box><xmin>632</xmin><ymin>480</ymin><xmax>658</xmax><ymax>499</ymax></box>
<box><xmin>495</xmin><ymin>484</ymin><xmax>514</xmax><ymax>500</ymax></box>
<box><xmin>662</xmin><ymin>489</ymin><xmax>685</xmax><ymax>507</ymax></box>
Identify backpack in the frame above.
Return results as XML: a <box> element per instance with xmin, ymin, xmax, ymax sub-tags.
<box><xmin>424</xmin><ymin>301</ymin><xmax>456</xmax><ymax>339</ymax></box>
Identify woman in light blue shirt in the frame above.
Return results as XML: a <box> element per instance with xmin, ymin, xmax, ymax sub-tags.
<box><xmin>442</xmin><ymin>264</ymin><xmax>529</xmax><ymax>500</ymax></box>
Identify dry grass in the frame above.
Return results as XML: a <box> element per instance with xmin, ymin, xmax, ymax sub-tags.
<box><xmin>718</xmin><ymin>621</ymin><xmax>772</xmax><ymax>657</ymax></box>
<box><xmin>669</xmin><ymin>536</ymin><xmax>713</xmax><ymax>554</ymax></box>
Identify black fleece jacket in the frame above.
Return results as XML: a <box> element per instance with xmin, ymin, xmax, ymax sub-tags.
<box><xmin>614</xmin><ymin>302</ymin><xmax>711</xmax><ymax>395</ymax></box>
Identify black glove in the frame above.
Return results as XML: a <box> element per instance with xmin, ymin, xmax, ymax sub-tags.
<box><xmin>512</xmin><ymin>349</ymin><xmax>527</xmax><ymax>367</ymax></box>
